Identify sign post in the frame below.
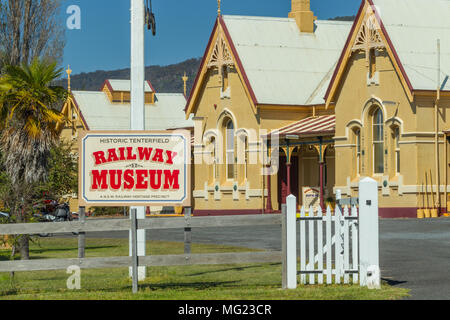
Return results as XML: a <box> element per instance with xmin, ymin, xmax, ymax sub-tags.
<box><xmin>130</xmin><ymin>0</ymin><xmax>147</xmax><ymax>281</ymax></box>
<box><xmin>78</xmin><ymin>130</ymin><xmax>191</xmax><ymax>292</ymax></box>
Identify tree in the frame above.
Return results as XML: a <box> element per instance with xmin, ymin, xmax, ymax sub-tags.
<box><xmin>0</xmin><ymin>59</ymin><xmax>67</xmax><ymax>259</ymax></box>
<box><xmin>38</xmin><ymin>140</ymin><xmax>78</xmax><ymax>201</ymax></box>
<box><xmin>0</xmin><ymin>0</ymin><xmax>65</xmax><ymax>67</ymax></box>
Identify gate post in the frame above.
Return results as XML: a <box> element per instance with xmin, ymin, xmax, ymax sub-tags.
<box><xmin>283</xmin><ymin>195</ymin><xmax>297</xmax><ymax>289</ymax></box>
<box><xmin>358</xmin><ymin>177</ymin><xmax>380</xmax><ymax>289</ymax></box>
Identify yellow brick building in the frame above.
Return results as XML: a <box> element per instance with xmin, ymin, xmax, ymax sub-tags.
<box><xmin>186</xmin><ymin>1</ymin><xmax>351</xmax><ymax>215</ymax></box>
<box><xmin>325</xmin><ymin>0</ymin><xmax>450</xmax><ymax>217</ymax></box>
<box><xmin>187</xmin><ymin>0</ymin><xmax>450</xmax><ymax>218</ymax></box>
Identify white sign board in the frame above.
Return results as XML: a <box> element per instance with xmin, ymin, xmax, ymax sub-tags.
<box><xmin>78</xmin><ymin>131</ymin><xmax>191</xmax><ymax>207</ymax></box>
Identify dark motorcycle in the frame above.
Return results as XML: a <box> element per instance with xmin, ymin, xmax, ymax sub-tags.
<box><xmin>34</xmin><ymin>203</ymin><xmax>78</xmax><ymax>237</ymax></box>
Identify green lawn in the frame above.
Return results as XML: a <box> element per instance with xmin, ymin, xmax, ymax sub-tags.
<box><xmin>0</xmin><ymin>238</ymin><xmax>410</xmax><ymax>300</ymax></box>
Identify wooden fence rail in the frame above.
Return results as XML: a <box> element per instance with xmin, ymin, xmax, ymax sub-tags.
<box><xmin>0</xmin><ymin>214</ymin><xmax>282</xmax><ymax>236</ymax></box>
<box><xmin>0</xmin><ymin>251</ymin><xmax>282</xmax><ymax>273</ymax></box>
<box><xmin>0</xmin><ymin>213</ymin><xmax>283</xmax><ymax>280</ymax></box>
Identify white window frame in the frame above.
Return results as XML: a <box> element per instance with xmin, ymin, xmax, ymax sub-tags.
<box><xmin>372</xmin><ymin>108</ymin><xmax>384</xmax><ymax>175</ymax></box>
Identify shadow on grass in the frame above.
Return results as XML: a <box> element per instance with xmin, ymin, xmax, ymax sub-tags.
<box><xmin>186</xmin><ymin>263</ymin><xmax>280</xmax><ymax>277</ymax></box>
<box><xmin>138</xmin><ymin>280</ymin><xmax>240</xmax><ymax>291</ymax></box>
<box><xmin>0</xmin><ymin>288</ymin><xmax>19</xmax><ymax>297</ymax></box>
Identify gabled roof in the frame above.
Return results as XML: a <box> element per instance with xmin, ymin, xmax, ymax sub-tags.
<box><xmin>102</xmin><ymin>79</ymin><xmax>155</xmax><ymax>93</ymax></box>
<box><xmin>222</xmin><ymin>15</ymin><xmax>351</xmax><ymax>106</ymax></box>
<box><xmin>372</xmin><ymin>0</ymin><xmax>450</xmax><ymax>92</ymax></box>
<box><xmin>185</xmin><ymin>15</ymin><xmax>352</xmax><ymax>115</ymax></box>
<box><xmin>325</xmin><ymin>0</ymin><xmax>450</xmax><ymax>106</ymax></box>
<box><xmin>71</xmin><ymin>91</ymin><xmax>193</xmax><ymax>131</ymax></box>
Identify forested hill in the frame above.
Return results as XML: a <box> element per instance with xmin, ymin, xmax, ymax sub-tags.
<box><xmin>59</xmin><ymin>16</ymin><xmax>354</xmax><ymax>96</ymax></box>
<box><xmin>328</xmin><ymin>15</ymin><xmax>356</xmax><ymax>22</ymax></box>
<box><xmin>60</xmin><ymin>57</ymin><xmax>202</xmax><ymax>96</ymax></box>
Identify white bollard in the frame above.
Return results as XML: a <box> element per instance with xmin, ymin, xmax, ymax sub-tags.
<box><xmin>286</xmin><ymin>195</ymin><xmax>297</xmax><ymax>289</ymax></box>
<box><xmin>358</xmin><ymin>177</ymin><xmax>380</xmax><ymax>289</ymax></box>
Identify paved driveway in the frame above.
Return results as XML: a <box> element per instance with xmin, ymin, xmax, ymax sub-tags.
<box><xmin>81</xmin><ymin>217</ymin><xmax>450</xmax><ymax>300</ymax></box>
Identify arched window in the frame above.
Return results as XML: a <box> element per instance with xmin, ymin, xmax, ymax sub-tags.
<box><xmin>209</xmin><ymin>137</ymin><xmax>217</xmax><ymax>183</ymax></box>
<box><xmin>393</xmin><ymin>126</ymin><xmax>400</xmax><ymax>174</ymax></box>
<box><xmin>244</xmin><ymin>135</ymin><xmax>248</xmax><ymax>182</ymax></box>
<box><xmin>225</xmin><ymin>119</ymin><xmax>235</xmax><ymax>180</ymax></box>
<box><xmin>354</xmin><ymin>128</ymin><xmax>362</xmax><ymax>176</ymax></box>
<box><xmin>372</xmin><ymin>108</ymin><xmax>384</xmax><ymax>174</ymax></box>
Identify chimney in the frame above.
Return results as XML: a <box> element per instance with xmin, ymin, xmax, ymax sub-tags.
<box><xmin>289</xmin><ymin>0</ymin><xmax>317</xmax><ymax>33</ymax></box>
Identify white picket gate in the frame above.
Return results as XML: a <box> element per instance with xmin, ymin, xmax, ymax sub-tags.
<box><xmin>282</xmin><ymin>177</ymin><xmax>381</xmax><ymax>289</ymax></box>
<box><xmin>298</xmin><ymin>205</ymin><xmax>359</xmax><ymax>285</ymax></box>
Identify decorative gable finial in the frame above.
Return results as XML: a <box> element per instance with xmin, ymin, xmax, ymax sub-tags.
<box><xmin>217</xmin><ymin>0</ymin><xmax>221</xmax><ymax>16</ymax></box>
<box><xmin>66</xmin><ymin>65</ymin><xmax>72</xmax><ymax>92</ymax></box>
<box><xmin>182</xmin><ymin>72</ymin><xmax>188</xmax><ymax>96</ymax></box>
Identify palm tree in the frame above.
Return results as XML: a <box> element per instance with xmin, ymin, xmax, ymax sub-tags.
<box><xmin>0</xmin><ymin>58</ymin><xmax>67</xmax><ymax>259</ymax></box>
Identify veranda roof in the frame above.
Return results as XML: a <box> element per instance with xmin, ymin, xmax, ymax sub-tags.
<box><xmin>264</xmin><ymin>115</ymin><xmax>335</xmax><ymax>139</ymax></box>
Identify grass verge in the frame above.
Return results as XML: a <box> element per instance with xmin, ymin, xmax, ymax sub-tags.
<box><xmin>0</xmin><ymin>237</ymin><xmax>410</xmax><ymax>300</ymax></box>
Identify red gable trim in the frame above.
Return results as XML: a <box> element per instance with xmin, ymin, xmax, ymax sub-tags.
<box><xmin>184</xmin><ymin>16</ymin><xmax>259</xmax><ymax>114</ymax></box>
<box><xmin>219</xmin><ymin>16</ymin><xmax>258</xmax><ymax>106</ymax></box>
<box><xmin>100</xmin><ymin>79</ymin><xmax>114</xmax><ymax>93</ymax></box>
<box><xmin>71</xmin><ymin>93</ymin><xmax>90</xmax><ymax>131</ymax></box>
<box><xmin>184</xmin><ymin>19</ymin><xmax>219</xmax><ymax>112</ymax></box>
<box><xmin>368</xmin><ymin>0</ymin><xmax>413</xmax><ymax>93</ymax></box>
<box><xmin>324</xmin><ymin>0</ymin><xmax>366</xmax><ymax>102</ymax></box>
<box><xmin>146</xmin><ymin>80</ymin><xmax>156</xmax><ymax>92</ymax></box>
<box><xmin>324</xmin><ymin>0</ymin><xmax>414</xmax><ymax>102</ymax></box>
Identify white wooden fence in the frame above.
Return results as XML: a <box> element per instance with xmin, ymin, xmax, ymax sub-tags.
<box><xmin>298</xmin><ymin>205</ymin><xmax>359</xmax><ymax>285</ymax></box>
<box><xmin>284</xmin><ymin>177</ymin><xmax>381</xmax><ymax>289</ymax></box>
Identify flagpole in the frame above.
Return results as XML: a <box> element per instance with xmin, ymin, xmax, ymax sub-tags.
<box><xmin>130</xmin><ymin>0</ymin><xmax>146</xmax><ymax>280</ymax></box>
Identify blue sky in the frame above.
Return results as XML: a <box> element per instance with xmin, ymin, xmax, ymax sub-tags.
<box><xmin>62</xmin><ymin>0</ymin><xmax>361</xmax><ymax>75</ymax></box>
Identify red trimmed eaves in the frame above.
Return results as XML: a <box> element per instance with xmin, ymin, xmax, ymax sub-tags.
<box><xmin>184</xmin><ymin>16</ymin><xmax>259</xmax><ymax>114</ymax></box>
<box><xmin>368</xmin><ymin>0</ymin><xmax>414</xmax><ymax>93</ymax></box>
<box><xmin>324</xmin><ymin>0</ymin><xmax>366</xmax><ymax>102</ymax></box>
<box><xmin>219</xmin><ymin>16</ymin><xmax>259</xmax><ymax>106</ymax></box>
<box><xmin>100</xmin><ymin>79</ymin><xmax>114</xmax><ymax>93</ymax></box>
<box><xmin>324</xmin><ymin>0</ymin><xmax>414</xmax><ymax>103</ymax></box>
<box><xmin>146</xmin><ymin>80</ymin><xmax>156</xmax><ymax>93</ymax></box>
<box><xmin>184</xmin><ymin>19</ymin><xmax>219</xmax><ymax>113</ymax></box>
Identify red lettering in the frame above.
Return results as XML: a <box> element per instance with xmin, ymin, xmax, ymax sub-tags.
<box><xmin>91</xmin><ymin>170</ymin><xmax>108</xmax><ymax>189</ymax></box>
<box><xmin>149</xmin><ymin>170</ymin><xmax>163</xmax><ymax>189</ymax></box>
<box><xmin>163</xmin><ymin>170</ymin><xmax>180</xmax><ymax>190</ymax></box>
<box><xmin>135</xmin><ymin>170</ymin><xmax>148</xmax><ymax>189</ymax></box>
<box><xmin>109</xmin><ymin>170</ymin><xmax>123</xmax><ymax>190</ymax></box>
<box><xmin>118</xmin><ymin>147</ymin><xmax>126</xmax><ymax>161</ymax></box>
<box><xmin>165</xmin><ymin>150</ymin><xmax>177</xmax><ymax>165</ymax></box>
<box><xmin>123</xmin><ymin>170</ymin><xmax>134</xmax><ymax>190</ymax></box>
<box><xmin>138</xmin><ymin>147</ymin><xmax>153</xmax><ymax>161</ymax></box>
<box><xmin>127</xmin><ymin>147</ymin><xmax>137</xmax><ymax>160</ymax></box>
<box><xmin>93</xmin><ymin>151</ymin><xmax>107</xmax><ymax>165</ymax></box>
<box><xmin>152</xmin><ymin>148</ymin><xmax>164</xmax><ymax>163</ymax></box>
<box><xmin>107</xmin><ymin>148</ymin><xmax>119</xmax><ymax>163</ymax></box>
